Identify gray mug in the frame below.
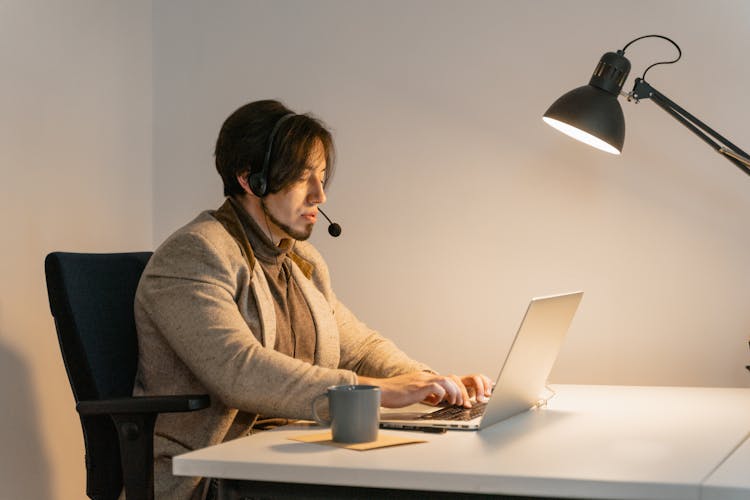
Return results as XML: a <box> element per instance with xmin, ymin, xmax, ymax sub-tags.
<box><xmin>312</xmin><ymin>384</ymin><xmax>381</xmax><ymax>443</ymax></box>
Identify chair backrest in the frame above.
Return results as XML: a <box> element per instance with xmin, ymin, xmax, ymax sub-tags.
<box><xmin>45</xmin><ymin>251</ymin><xmax>152</xmax><ymax>500</ymax></box>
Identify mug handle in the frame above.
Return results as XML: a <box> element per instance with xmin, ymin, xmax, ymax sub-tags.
<box><xmin>311</xmin><ymin>393</ymin><xmax>330</xmax><ymax>426</ymax></box>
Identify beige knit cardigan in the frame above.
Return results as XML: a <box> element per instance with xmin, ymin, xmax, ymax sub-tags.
<box><xmin>132</xmin><ymin>200</ymin><xmax>430</xmax><ymax>499</ymax></box>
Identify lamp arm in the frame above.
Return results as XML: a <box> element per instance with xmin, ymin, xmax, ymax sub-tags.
<box><xmin>630</xmin><ymin>78</ymin><xmax>750</xmax><ymax>176</ymax></box>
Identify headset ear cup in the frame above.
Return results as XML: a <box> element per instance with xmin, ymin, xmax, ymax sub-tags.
<box><xmin>248</xmin><ymin>172</ymin><xmax>266</xmax><ymax>197</ymax></box>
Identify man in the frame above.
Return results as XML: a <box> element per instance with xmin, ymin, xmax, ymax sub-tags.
<box><xmin>133</xmin><ymin>100</ymin><xmax>492</xmax><ymax>499</ymax></box>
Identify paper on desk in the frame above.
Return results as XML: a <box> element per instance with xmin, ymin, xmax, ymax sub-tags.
<box><xmin>288</xmin><ymin>431</ymin><xmax>426</xmax><ymax>451</ymax></box>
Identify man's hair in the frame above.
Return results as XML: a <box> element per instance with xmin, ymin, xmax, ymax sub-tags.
<box><xmin>215</xmin><ymin>99</ymin><xmax>335</xmax><ymax>197</ymax></box>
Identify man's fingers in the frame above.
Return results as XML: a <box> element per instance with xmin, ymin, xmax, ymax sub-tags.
<box><xmin>447</xmin><ymin>374</ymin><xmax>471</xmax><ymax>408</ymax></box>
<box><xmin>472</xmin><ymin>374</ymin><xmax>491</xmax><ymax>402</ymax></box>
<box><xmin>436</xmin><ymin>379</ymin><xmax>457</xmax><ymax>406</ymax></box>
<box><xmin>483</xmin><ymin>375</ymin><xmax>494</xmax><ymax>396</ymax></box>
<box><xmin>461</xmin><ymin>375</ymin><xmax>482</xmax><ymax>402</ymax></box>
<box><xmin>460</xmin><ymin>374</ymin><xmax>494</xmax><ymax>402</ymax></box>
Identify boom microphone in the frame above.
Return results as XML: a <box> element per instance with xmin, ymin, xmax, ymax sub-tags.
<box><xmin>318</xmin><ymin>208</ymin><xmax>342</xmax><ymax>237</ymax></box>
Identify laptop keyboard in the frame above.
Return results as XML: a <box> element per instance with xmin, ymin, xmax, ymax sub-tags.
<box><xmin>418</xmin><ymin>402</ymin><xmax>488</xmax><ymax>421</ymax></box>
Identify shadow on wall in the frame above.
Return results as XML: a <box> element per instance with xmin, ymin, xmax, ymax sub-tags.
<box><xmin>0</xmin><ymin>327</ymin><xmax>53</xmax><ymax>499</ymax></box>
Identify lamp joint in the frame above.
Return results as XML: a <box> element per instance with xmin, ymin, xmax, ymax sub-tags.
<box><xmin>630</xmin><ymin>78</ymin><xmax>654</xmax><ymax>102</ymax></box>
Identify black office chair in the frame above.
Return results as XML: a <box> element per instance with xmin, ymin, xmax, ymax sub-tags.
<box><xmin>44</xmin><ymin>252</ymin><xmax>210</xmax><ymax>500</ymax></box>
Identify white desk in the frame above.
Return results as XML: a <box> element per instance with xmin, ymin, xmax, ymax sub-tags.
<box><xmin>174</xmin><ymin>385</ymin><xmax>750</xmax><ymax>499</ymax></box>
<box><xmin>703</xmin><ymin>431</ymin><xmax>750</xmax><ymax>500</ymax></box>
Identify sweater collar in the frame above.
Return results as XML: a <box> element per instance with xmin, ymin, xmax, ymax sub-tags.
<box><xmin>213</xmin><ymin>198</ymin><xmax>314</xmax><ymax>279</ymax></box>
<box><xmin>228</xmin><ymin>197</ymin><xmax>293</xmax><ymax>264</ymax></box>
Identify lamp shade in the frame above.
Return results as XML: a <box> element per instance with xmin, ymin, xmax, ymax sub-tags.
<box><xmin>543</xmin><ymin>86</ymin><xmax>625</xmax><ymax>154</ymax></box>
<box><xmin>543</xmin><ymin>50</ymin><xmax>631</xmax><ymax>155</ymax></box>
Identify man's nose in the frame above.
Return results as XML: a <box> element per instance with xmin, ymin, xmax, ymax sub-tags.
<box><xmin>310</xmin><ymin>180</ymin><xmax>326</xmax><ymax>204</ymax></box>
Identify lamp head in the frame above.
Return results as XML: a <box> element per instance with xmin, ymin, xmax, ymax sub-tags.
<box><xmin>543</xmin><ymin>50</ymin><xmax>631</xmax><ymax>154</ymax></box>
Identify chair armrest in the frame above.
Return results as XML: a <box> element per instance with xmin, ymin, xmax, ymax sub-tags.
<box><xmin>75</xmin><ymin>394</ymin><xmax>209</xmax><ymax>500</ymax></box>
<box><xmin>77</xmin><ymin>394</ymin><xmax>210</xmax><ymax>416</ymax></box>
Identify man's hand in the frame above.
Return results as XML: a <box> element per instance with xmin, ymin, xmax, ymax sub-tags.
<box><xmin>358</xmin><ymin>372</ymin><xmax>493</xmax><ymax>408</ymax></box>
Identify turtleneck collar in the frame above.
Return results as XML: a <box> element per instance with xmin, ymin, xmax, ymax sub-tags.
<box><xmin>229</xmin><ymin>196</ymin><xmax>294</xmax><ymax>264</ymax></box>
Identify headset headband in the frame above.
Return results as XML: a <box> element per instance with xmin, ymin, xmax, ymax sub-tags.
<box><xmin>249</xmin><ymin>112</ymin><xmax>296</xmax><ymax>197</ymax></box>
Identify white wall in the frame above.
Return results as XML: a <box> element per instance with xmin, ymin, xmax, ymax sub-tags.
<box><xmin>0</xmin><ymin>1</ymin><xmax>152</xmax><ymax>499</ymax></box>
<box><xmin>153</xmin><ymin>0</ymin><xmax>750</xmax><ymax>390</ymax></box>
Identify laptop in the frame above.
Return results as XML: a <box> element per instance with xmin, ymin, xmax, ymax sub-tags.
<box><xmin>379</xmin><ymin>291</ymin><xmax>583</xmax><ymax>431</ymax></box>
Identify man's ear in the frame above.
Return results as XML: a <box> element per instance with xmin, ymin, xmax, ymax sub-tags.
<box><xmin>236</xmin><ymin>170</ymin><xmax>252</xmax><ymax>195</ymax></box>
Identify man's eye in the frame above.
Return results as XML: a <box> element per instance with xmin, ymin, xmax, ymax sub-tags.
<box><xmin>298</xmin><ymin>169</ymin><xmax>324</xmax><ymax>185</ymax></box>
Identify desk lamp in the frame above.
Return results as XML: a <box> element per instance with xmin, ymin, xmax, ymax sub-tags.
<box><xmin>544</xmin><ymin>35</ymin><xmax>750</xmax><ymax>376</ymax></box>
<box><xmin>542</xmin><ymin>35</ymin><xmax>750</xmax><ymax>174</ymax></box>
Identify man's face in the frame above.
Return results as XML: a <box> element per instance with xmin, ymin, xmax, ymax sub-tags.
<box><xmin>261</xmin><ymin>141</ymin><xmax>327</xmax><ymax>241</ymax></box>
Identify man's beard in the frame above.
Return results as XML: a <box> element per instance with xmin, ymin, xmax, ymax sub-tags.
<box><xmin>261</xmin><ymin>200</ymin><xmax>313</xmax><ymax>241</ymax></box>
